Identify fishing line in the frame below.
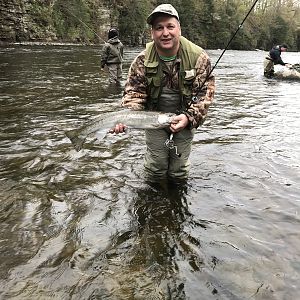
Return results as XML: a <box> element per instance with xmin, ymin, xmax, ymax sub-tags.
<box><xmin>190</xmin><ymin>0</ymin><xmax>260</xmax><ymax>105</ymax></box>
<box><xmin>174</xmin><ymin>0</ymin><xmax>260</xmax><ymax>157</ymax></box>
<box><xmin>61</xmin><ymin>6</ymin><xmax>106</xmax><ymax>44</ymax></box>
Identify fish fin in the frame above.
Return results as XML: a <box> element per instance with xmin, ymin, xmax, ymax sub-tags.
<box><xmin>65</xmin><ymin>130</ymin><xmax>85</xmax><ymax>152</ymax></box>
<box><xmin>95</xmin><ymin>129</ymin><xmax>108</xmax><ymax>141</ymax></box>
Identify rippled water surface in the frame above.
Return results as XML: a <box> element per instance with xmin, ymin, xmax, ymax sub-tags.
<box><xmin>0</xmin><ymin>45</ymin><xmax>299</xmax><ymax>299</ymax></box>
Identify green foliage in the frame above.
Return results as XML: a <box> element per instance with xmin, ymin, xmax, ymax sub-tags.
<box><xmin>10</xmin><ymin>0</ymin><xmax>300</xmax><ymax>50</ymax></box>
<box><xmin>52</xmin><ymin>0</ymin><xmax>96</xmax><ymax>42</ymax></box>
<box><xmin>28</xmin><ymin>1</ymin><xmax>52</xmax><ymax>26</ymax></box>
<box><xmin>117</xmin><ymin>0</ymin><xmax>151</xmax><ymax>45</ymax></box>
<box><xmin>269</xmin><ymin>16</ymin><xmax>289</xmax><ymax>46</ymax></box>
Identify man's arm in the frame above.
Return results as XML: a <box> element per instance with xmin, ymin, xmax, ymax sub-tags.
<box><xmin>110</xmin><ymin>51</ymin><xmax>148</xmax><ymax>134</ymax></box>
<box><xmin>121</xmin><ymin>51</ymin><xmax>148</xmax><ymax>110</ymax></box>
<box><xmin>100</xmin><ymin>43</ymin><xmax>109</xmax><ymax>68</ymax></box>
<box><xmin>185</xmin><ymin>51</ymin><xmax>215</xmax><ymax>128</ymax></box>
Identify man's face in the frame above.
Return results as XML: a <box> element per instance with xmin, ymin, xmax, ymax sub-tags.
<box><xmin>151</xmin><ymin>15</ymin><xmax>181</xmax><ymax>56</ymax></box>
<box><xmin>281</xmin><ymin>47</ymin><xmax>288</xmax><ymax>52</ymax></box>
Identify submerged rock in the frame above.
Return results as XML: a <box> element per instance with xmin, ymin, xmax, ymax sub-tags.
<box><xmin>274</xmin><ymin>64</ymin><xmax>300</xmax><ymax>80</ymax></box>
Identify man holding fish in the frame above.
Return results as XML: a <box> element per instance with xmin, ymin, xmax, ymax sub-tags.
<box><xmin>111</xmin><ymin>4</ymin><xmax>216</xmax><ymax>180</ymax></box>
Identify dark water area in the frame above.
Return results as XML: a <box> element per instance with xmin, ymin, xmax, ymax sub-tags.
<box><xmin>0</xmin><ymin>45</ymin><xmax>299</xmax><ymax>299</ymax></box>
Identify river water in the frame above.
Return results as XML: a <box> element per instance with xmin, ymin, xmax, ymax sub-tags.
<box><xmin>0</xmin><ymin>45</ymin><xmax>299</xmax><ymax>300</ymax></box>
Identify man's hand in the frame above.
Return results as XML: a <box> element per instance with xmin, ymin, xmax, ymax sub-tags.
<box><xmin>286</xmin><ymin>63</ymin><xmax>293</xmax><ymax>68</ymax></box>
<box><xmin>170</xmin><ymin>114</ymin><xmax>189</xmax><ymax>133</ymax></box>
<box><xmin>109</xmin><ymin>123</ymin><xmax>126</xmax><ymax>134</ymax></box>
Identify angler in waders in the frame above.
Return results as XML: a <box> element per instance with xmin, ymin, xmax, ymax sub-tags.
<box><xmin>264</xmin><ymin>44</ymin><xmax>292</xmax><ymax>78</ymax></box>
<box><xmin>110</xmin><ymin>4</ymin><xmax>215</xmax><ymax>181</ymax></box>
<box><xmin>100</xmin><ymin>28</ymin><xmax>124</xmax><ymax>84</ymax></box>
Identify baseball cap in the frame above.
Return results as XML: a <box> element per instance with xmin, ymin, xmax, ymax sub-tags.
<box><xmin>146</xmin><ymin>4</ymin><xmax>179</xmax><ymax>25</ymax></box>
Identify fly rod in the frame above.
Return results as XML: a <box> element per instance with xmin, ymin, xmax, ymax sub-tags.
<box><xmin>191</xmin><ymin>0</ymin><xmax>260</xmax><ymax>104</ymax></box>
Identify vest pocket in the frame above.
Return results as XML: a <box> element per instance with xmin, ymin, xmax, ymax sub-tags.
<box><xmin>147</xmin><ymin>76</ymin><xmax>161</xmax><ymax>99</ymax></box>
<box><xmin>182</xmin><ymin>69</ymin><xmax>196</xmax><ymax>83</ymax></box>
<box><xmin>180</xmin><ymin>71</ymin><xmax>195</xmax><ymax>99</ymax></box>
<box><xmin>184</xmin><ymin>69</ymin><xmax>196</xmax><ymax>80</ymax></box>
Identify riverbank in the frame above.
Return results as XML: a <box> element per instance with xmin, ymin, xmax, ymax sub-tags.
<box><xmin>0</xmin><ymin>40</ymin><xmax>104</xmax><ymax>47</ymax></box>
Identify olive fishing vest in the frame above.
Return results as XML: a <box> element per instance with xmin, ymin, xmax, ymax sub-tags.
<box><xmin>144</xmin><ymin>36</ymin><xmax>203</xmax><ymax>111</ymax></box>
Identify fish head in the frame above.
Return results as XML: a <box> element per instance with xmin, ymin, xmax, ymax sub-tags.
<box><xmin>157</xmin><ymin>113</ymin><xmax>176</xmax><ymax>126</ymax></box>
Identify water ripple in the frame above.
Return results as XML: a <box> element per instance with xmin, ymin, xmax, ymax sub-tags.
<box><xmin>0</xmin><ymin>46</ymin><xmax>299</xmax><ymax>299</ymax></box>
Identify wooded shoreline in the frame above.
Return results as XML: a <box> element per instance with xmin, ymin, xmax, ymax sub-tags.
<box><xmin>0</xmin><ymin>0</ymin><xmax>299</xmax><ymax>51</ymax></box>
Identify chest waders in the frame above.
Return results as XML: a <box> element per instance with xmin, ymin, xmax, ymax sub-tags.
<box><xmin>143</xmin><ymin>37</ymin><xmax>201</xmax><ymax>180</ymax></box>
<box><xmin>264</xmin><ymin>56</ymin><xmax>275</xmax><ymax>78</ymax></box>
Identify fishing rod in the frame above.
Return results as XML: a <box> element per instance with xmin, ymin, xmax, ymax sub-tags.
<box><xmin>190</xmin><ymin>0</ymin><xmax>260</xmax><ymax>104</ymax></box>
<box><xmin>61</xmin><ymin>6</ymin><xmax>106</xmax><ymax>44</ymax></box>
<box><xmin>169</xmin><ymin>0</ymin><xmax>260</xmax><ymax>158</ymax></box>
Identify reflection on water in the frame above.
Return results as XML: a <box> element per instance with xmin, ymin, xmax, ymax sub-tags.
<box><xmin>0</xmin><ymin>46</ymin><xmax>300</xmax><ymax>299</ymax></box>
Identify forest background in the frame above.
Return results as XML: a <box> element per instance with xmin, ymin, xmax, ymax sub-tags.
<box><xmin>0</xmin><ymin>0</ymin><xmax>300</xmax><ymax>50</ymax></box>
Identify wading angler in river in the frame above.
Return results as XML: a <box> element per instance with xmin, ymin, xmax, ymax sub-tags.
<box><xmin>109</xmin><ymin>4</ymin><xmax>215</xmax><ymax>181</ymax></box>
<box><xmin>100</xmin><ymin>28</ymin><xmax>124</xmax><ymax>84</ymax></box>
<box><xmin>263</xmin><ymin>44</ymin><xmax>293</xmax><ymax>78</ymax></box>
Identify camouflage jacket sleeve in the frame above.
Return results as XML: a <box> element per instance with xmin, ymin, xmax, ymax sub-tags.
<box><xmin>185</xmin><ymin>51</ymin><xmax>215</xmax><ymax>128</ymax></box>
<box><xmin>121</xmin><ymin>50</ymin><xmax>148</xmax><ymax>110</ymax></box>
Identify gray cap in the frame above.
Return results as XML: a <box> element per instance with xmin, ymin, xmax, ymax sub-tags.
<box><xmin>146</xmin><ymin>4</ymin><xmax>179</xmax><ymax>25</ymax></box>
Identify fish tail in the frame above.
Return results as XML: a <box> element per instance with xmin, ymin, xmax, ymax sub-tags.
<box><xmin>65</xmin><ymin>130</ymin><xmax>85</xmax><ymax>152</ymax></box>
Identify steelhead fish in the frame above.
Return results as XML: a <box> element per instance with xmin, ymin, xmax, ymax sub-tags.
<box><xmin>65</xmin><ymin>109</ymin><xmax>176</xmax><ymax>151</ymax></box>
